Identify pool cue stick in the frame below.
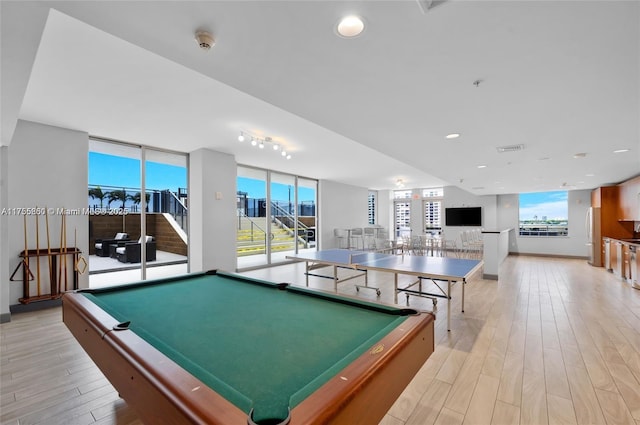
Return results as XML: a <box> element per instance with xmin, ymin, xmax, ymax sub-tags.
<box><xmin>74</xmin><ymin>227</ymin><xmax>78</xmax><ymax>274</ymax></box>
<box><xmin>60</xmin><ymin>213</ymin><xmax>65</xmax><ymax>292</ymax></box>
<box><xmin>35</xmin><ymin>208</ymin><xmax>41</xmax><ymax>296</ymax></box>
<box><xmin>62</xmin><ymin>213</ymin><xmax>68</xmax><ymax>292</ymax></box>
<box><xmin>23</xmin><ymin>215</ymin><xmax>30</xmax><ymax>295</ymax></box>
<box><xmin>58</xmin><ymin>214</ymin><xmax>64</xmax><ymax>291</ymax></box>
<box><xmin>45</xmin><ymin>207</ymin><xmax>54</xmax><ymax>295</ymax></box>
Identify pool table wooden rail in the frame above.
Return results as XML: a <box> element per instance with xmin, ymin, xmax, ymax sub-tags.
<box><xmin>63</xmin><ymin>288</ymin><xmax>435</xmax><ymax>425</ymax></box>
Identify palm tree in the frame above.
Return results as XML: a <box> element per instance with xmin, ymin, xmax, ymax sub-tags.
<box><xmin>88</xmin><ymin>186</ymin><xmax>107</xmax><ymax>209</ymax></box>
<box><xmin>107</xmin><ymin>189</ymin><xmax>128</xmax><ymax>209</ymax></box>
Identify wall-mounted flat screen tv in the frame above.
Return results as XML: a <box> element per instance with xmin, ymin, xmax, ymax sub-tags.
<box><xmin>445</xmin><ymin>207</ymin><xmax>482</xmax><ymax>226</ymax></box>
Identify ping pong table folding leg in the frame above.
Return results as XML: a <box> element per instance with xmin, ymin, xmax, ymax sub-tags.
<box><xmin>462</xmin><ymin>279</ymin><xmax>465</xmax><ymax>313</ymax></box>
<box><xmin>394</xmin><ymin>274</ymin><xmax>399</xmax><ymax>304</ymax></box>
<box><xmin>447</xmin><ymin>280</ymin><xmax>451</xmax><ymax>331</ymax></box>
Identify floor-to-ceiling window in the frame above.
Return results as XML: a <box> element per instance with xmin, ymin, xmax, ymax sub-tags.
<box><xmin>368</xmin><ymin>191</ymin><xmax>377</xmax><ymax>225</ymax></box>
<box><xmin>394</xmin><ymin>190</ymin><xmax>412</xmax><ymax>238</ymax></box>
<box><xmin>144</xmin><ymin>148</ymin><xmax>188</xmax><ymax>280</ymax></box>
<box><xmin>88</xmin><ymin>138</ymin><xmax>188</xmax><ymax>287</ymax></box>
<box><xmin>423</xmin><ymin>187</ymin><xmax>443</xmax><ymax>235</ymax></box>
<box><xmin>297</xmin><ymin>177</ymin><xmax>317</xmax><ymax>252</ymax></box>
<box><xmin>237</xmin><ymin>165</ymin><xmax>317</xmax><ymax>269</ymax></box>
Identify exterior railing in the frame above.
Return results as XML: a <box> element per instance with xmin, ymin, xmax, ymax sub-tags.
<box><xmin>519</xmin><ymin>223</ymin><xmax>568</xmax><ymax>236</ymax></box>
<box><xmin>88</xmin><ymin>184</ymin><xmax>188</xmax><ymax>232</ymax></box>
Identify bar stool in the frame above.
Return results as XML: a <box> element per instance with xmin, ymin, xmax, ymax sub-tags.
<box><xmin>363</xmin><ymin>227</ymin><xmax>376</xmax><ymax>250</ymax></box>
<box><xmin>349</xmin><ymin>228</ymin><xmax>364</xmax><ymax>250</ymax></box>
<box><xmin>334</xmin><ymin>228</ymin><xmax>348</xmax><ymax>249</ymax></box>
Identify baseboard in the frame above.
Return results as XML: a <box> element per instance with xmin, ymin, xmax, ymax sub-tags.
<box><xmin>0</xmin><ymin>312</ymin><xmax>11</xmax><ymax>323</ymax></box>
<box><xmin>508</xmin><ymin>252</ymin><xmax>588</xmax><ymax>260</ymax></box>
<box><xmin>10</xmin><ymin>299</ymin><xmax>62</xmax><ymax>315</ymax></box>
<box><xmin>483</xmin><ymin>274</ymin><xmax>498</xmax><ymax>280</ymax></box>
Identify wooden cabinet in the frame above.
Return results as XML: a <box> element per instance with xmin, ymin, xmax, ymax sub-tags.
<box><xmin>618</xmin><ymin>175</ymin><xmax>640</xmax><ymax>221</ymax></box>
<box><xmin>592</xmin><ymin>187</ymin><xmax>635</xmax><ymax>260</ymax></box>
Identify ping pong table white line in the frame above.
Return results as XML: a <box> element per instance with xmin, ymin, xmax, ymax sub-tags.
<box><xmin>287</xmin><ymin>250</ymin><xmax>483</xmax><ymax>331</ymax></box>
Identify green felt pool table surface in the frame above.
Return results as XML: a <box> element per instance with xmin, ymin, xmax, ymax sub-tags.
<box><xmin>63</xmin><ymin>270</ymin><xmax>435</xmax><ymax>425</ymax></box>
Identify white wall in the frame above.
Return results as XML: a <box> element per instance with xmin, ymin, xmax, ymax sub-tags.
<box><xmin>378</xmin><ymin>184</ymin><xmax>591</xmax><ymax>258</ymax></box>
<box><xmin>497</xmin><ymin>190</ymin><xmax>591</xmax><ymax>257</ymax></box>
<box><xmin>189</xmin><ymin>148</ymin><xmax>237</xmax><ymax>272</ymax></box>
<box><xmin>441</xmin><ymin>186</ymin><xmax>497</xmax><ymax>246</ymax></box>
<box><xmin>376</xmin><ymin>189</ymin><xmax>391</xmax><ymax>239</ymax></box>
<box><xmin>318</xmin><ymin>180</ymin><xmax>369</xmax><ymax>249</ymax></box>
<box><xmin>4</xmin><ymin>120</ymin><xmax>89</xmax><ymax>314</ymax></box>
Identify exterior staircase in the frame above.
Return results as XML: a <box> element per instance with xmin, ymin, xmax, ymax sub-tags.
<box><xmin>237</xmin><ymin>217</ymin><xmax>301</xmax><ymax>256</ymax></box>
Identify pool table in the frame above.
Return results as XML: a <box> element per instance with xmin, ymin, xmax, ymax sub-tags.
<box><xmin>63</xmin><ymin>270</ymin><xmax>434</xmax><ymax>425</ymax></box>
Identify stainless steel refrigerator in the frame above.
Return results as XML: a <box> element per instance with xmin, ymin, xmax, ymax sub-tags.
<box><xmin>586</xmin><ymin>207</ymin><xmax>602</xmax><ymax>267</ymax></box>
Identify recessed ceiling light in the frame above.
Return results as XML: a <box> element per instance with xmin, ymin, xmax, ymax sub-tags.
<box><xmin>614</xmin><ymin>149</ymin><xmax>630</xmax><ymax>153</ymax></box>
<box><xmin>446</xmin><ymin>133</ymin><xmax>460</xmax><ymax>139</ymax></box>
<box><xmin>586</xmin><ymin>173</ymin><xmax>595</xmax><ymax>177</ymax></box>
<box><xmin>477</xmin><ymin>165</ymin><xmax>487</xmax><ymax>169</ymax></box>
<box><xmin>573</xmin><ymin>152</ymin><xmax>587</xmax><ymax>158</ymax></box>
<box><xmin>337</xmin><ymin>15</ymin><xmax>365</xmax><ymax>38</ymax></box>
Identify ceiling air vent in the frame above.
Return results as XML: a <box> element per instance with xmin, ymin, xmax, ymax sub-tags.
<box><xmin>496</xmin><ymin>144</ymin><xmax>524</xmax><ymax>153</ymax></box>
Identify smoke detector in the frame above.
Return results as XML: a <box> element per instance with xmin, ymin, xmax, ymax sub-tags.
<box><xmin>195</xmin><ymin>30</ymin><xmax>215</xmax><ymax>51</ymax></box>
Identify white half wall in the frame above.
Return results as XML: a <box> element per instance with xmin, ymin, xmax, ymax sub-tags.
<box><xmin>189</xmin><ymin>148</ymin><xmax>237</xmax><ymax>272</ymax></box>
<box><xmin>4</xmin><ymin>120</ymin><xmax>89</xmax><ymax>315</ymax></box>
<box><xmin>318</xmin><ymin>180</ymin><xmax>369</xmax><ymax>249</ymax></box>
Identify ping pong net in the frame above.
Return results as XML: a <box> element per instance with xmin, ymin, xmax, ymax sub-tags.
<box><xmin>347</xmin><ymin>251</ymin><xmax>389</xmax><ymax>266</ymax></box>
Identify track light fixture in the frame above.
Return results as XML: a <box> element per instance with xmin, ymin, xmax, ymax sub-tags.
<box><xmin>237</xmin><ymin>131</ymin><xmax>292</xmax><ymax>160</ymax></box>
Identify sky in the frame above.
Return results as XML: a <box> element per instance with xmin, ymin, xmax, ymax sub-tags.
<box><xmin>237</xmin><ymin>177</ymin><xmax>316</xmax><ymax>202</ymax></box>
<box><xmin>89</xmin><ymin>153</ymin><xmax>315</xmax><ymax>202</ymax></box>
<box><xmin>88</xmin><ymin>152</ymin><xmax>186</xmax><ymax>192</ymax></box>
<box><xmin>519</xmin><ymin>191</ymin><xmax>568</xmax><ymax>221</ymax></box>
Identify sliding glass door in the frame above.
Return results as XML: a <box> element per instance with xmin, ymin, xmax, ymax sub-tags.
<box><xmin>88</xmin><ymin>139</ymin><xmax>188</xmax><ymax>287</ymax></box>
<box><xmin>297</xmin><ymin>178</ymin><xmax>317</xmax><ymax>253</ymax></box>
<box><xmin>144</xmin><ymin>149</ymin><xmax>188</xmax><ymax>280</ymax></box>
<box><xmin>270</xmin><ymin>172</ymin><xmax>297</xmax><ymax>263</ymax></box>
<box><xmin>237</xmin><ymin>167</ymin><xmax>269</xmax><ymax>268</ymax></box>
<box><xmin>237</xmin><ymin>166</ymin><xmax>318</xmax><ymax>269</ymax></box>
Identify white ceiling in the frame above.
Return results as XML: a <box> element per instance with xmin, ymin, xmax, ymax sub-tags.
<box><xmin>3</xmin><ymin>1</ymin><xmax>639</xmax><ymax>193</ymax></box>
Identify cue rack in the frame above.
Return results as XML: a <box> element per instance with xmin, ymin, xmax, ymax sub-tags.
<box><xmin>9</xmin><ymin>208</ymin><xmax>87</xmax><ymax>304</ymax></box>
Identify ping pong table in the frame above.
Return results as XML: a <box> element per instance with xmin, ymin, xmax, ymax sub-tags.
<box><xmin>286</xmin><ymin>249</ymin><xmax>483</xmax><ymax>331</ymax></box>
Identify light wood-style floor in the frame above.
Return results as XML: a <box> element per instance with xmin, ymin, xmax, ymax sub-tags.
<box><xmin>2</xmin><ymin>255</ymin><xmax>640</xmax><ymax>425</ymax></box>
